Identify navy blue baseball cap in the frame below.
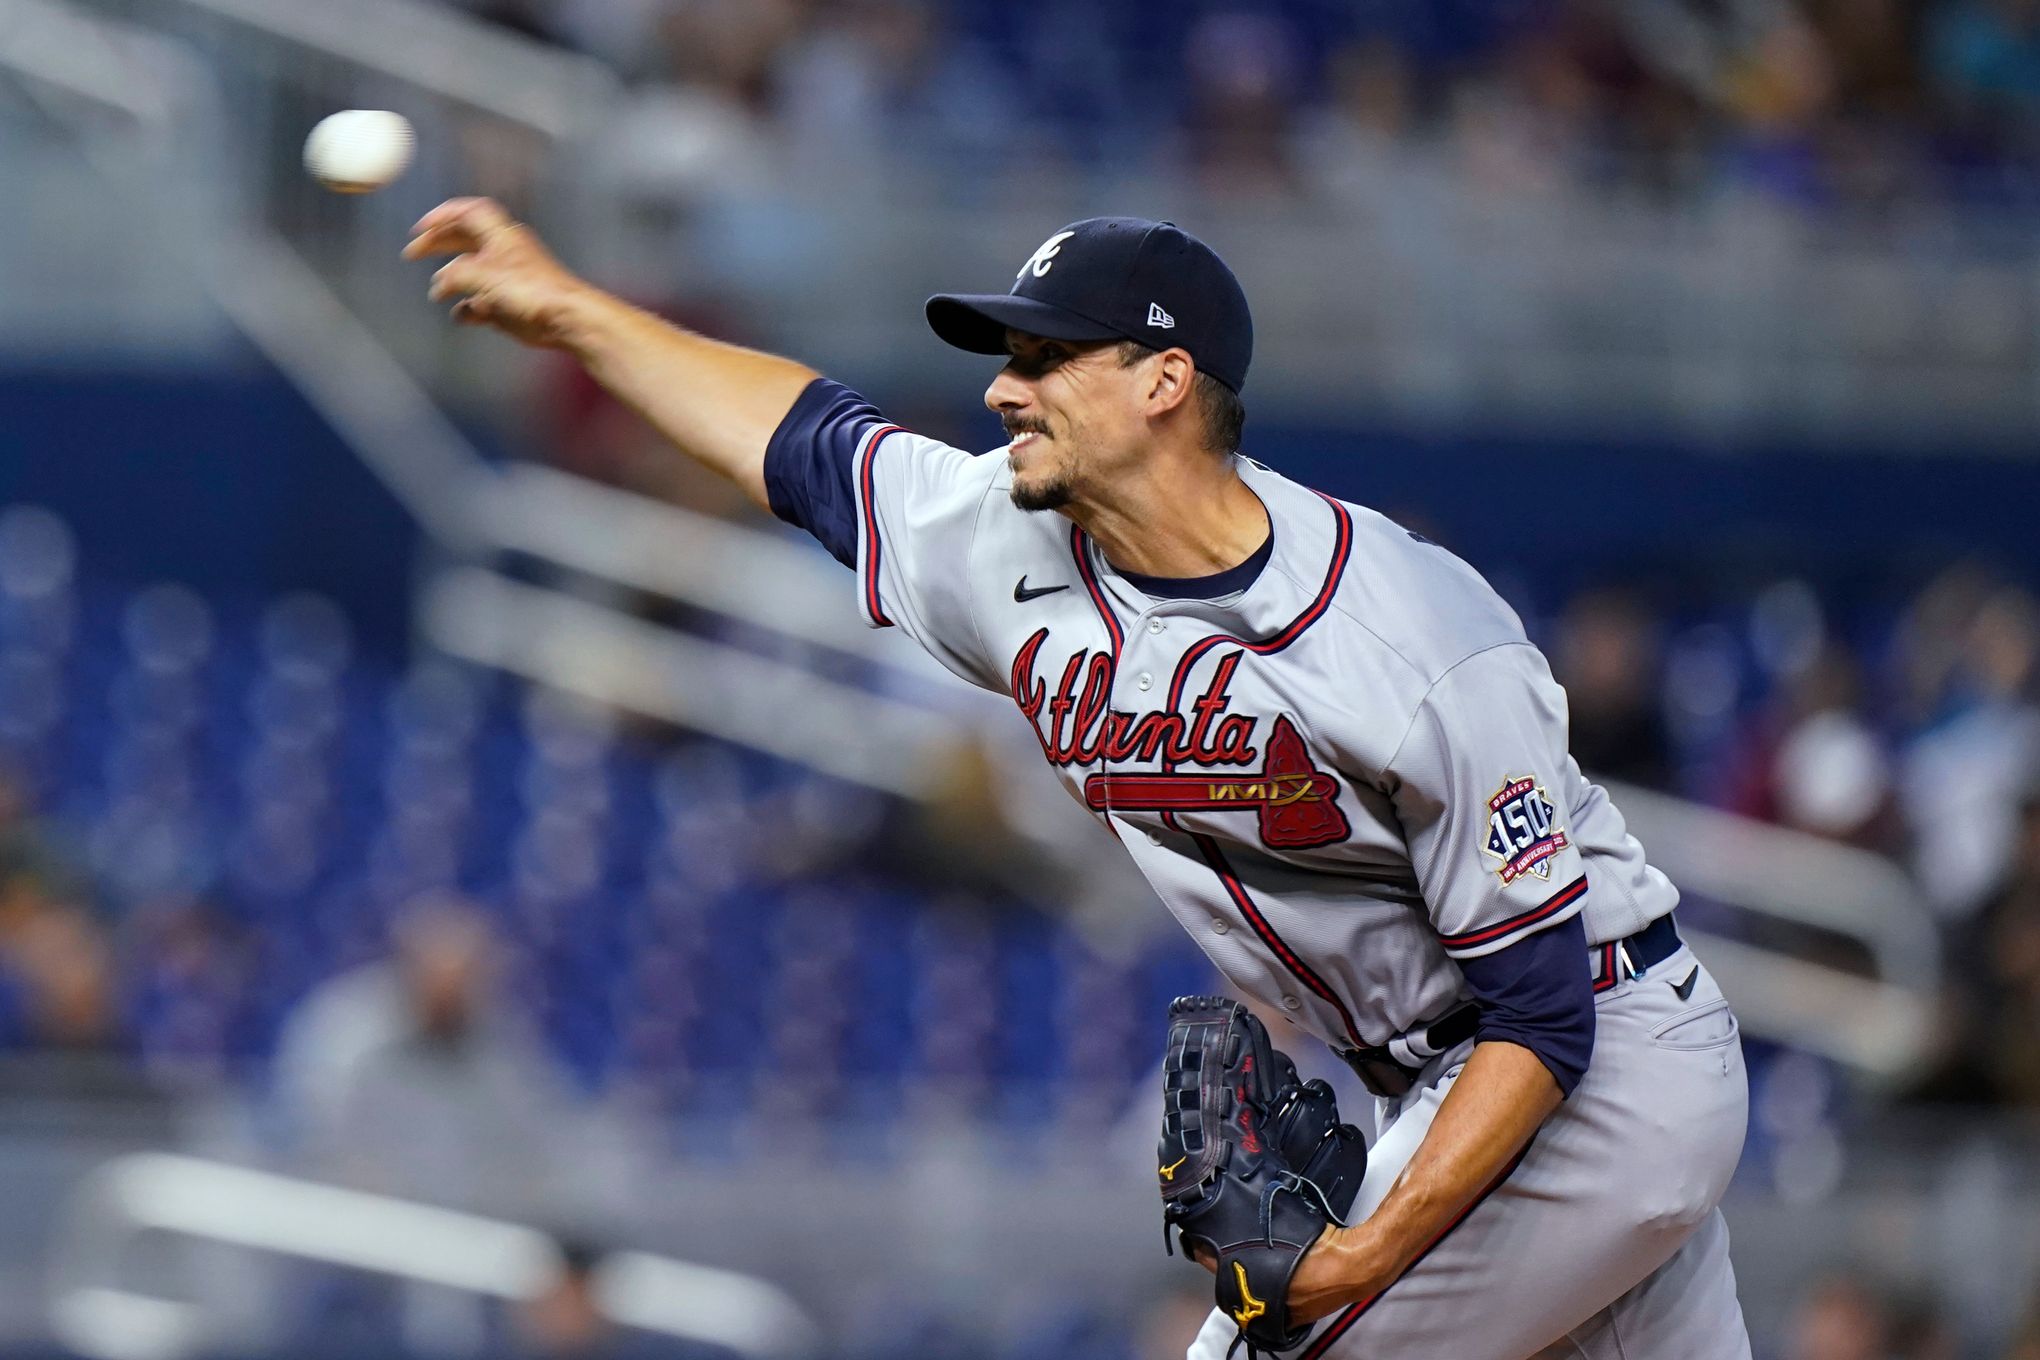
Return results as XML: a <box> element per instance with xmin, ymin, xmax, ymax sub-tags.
<box><xmin>926</xmin><ymin>217</ymin><xmax>1253</xmax><ymax>393</ymax></box>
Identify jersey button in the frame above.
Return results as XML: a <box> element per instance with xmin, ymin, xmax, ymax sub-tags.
<box><xmin>1281</xmin><ymin>995</ymin><xmax>1302</xmax><ymax>1011</ymax></box>
<box><xmin>1211</xmin><ymin>918</ymin><xmax>1230</xmax><ymax>935</ymax></box>
<box><xmin>1136</xmin><ymin>672</ymin><xmax>1153</xmax><ymax>691</ymax></box>
<box><xmin>1147</xmin><ymin>832</ymin><xmax>1162</xmax><ymax>846</ymax></box>
<box><xmin>1147</xmin><ymin>619</ymin><xmax>1165</xmax><ymax>635</ymax></box>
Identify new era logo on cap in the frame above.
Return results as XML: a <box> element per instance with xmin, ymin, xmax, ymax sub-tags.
<box><xmin>924</xmin><ymin>216</ymin><xmax>1254</xmax><ymax>393</ymax></box>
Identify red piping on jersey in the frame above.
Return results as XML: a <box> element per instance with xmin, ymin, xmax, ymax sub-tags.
<box><xmin>1162</xmin><ymin>492</ymin><xmax>1354</xmax><ymax>716</ymax></box>
<box><xmin>1192</xmin><ymin>831</ymin><xmax>1365</xmax><ymax>1048</ymax></box>
<box><xmin>1069</xmin><ymin>522</ymin><xmax>1124</xmax><ymax>662</ymax></box>
<box><xmin>1076</xmin><ymin>493</ymin><xmax>1356</xmax><ymax>1044</ymax></box>
<box><xmin>857</xmin><ymin>424</ymin><xmax>904</xmax><ymax>628</ymax></box>
<box><xmin>1296</xmin><ymin>1139</ymin><xmax>1534</xmax><ymax>1358</ymax></box>
<box><xmin>1438</xmin><ymin>874</ymin><xmax>1588</xmax><ymax>954</ymax></box>
<box><xmin>1159</xmin><ymin>494</ymin><xmax>1353</xmax><ymax>776</ymax></box>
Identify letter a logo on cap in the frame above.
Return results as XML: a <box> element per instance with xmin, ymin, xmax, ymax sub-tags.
<box><xmin>1019</xmin><ymin>230</ymin><xmax>1077</xmax><ymax>280</ymax></box>
<box><xmin>1147</xmin><ymin>302</ymin><xmax>1176</xmax><ymax>329</ymax></box>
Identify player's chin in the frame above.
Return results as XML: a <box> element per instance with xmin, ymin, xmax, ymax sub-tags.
<box><xmin>1008</xmin><ymin>470</ymin><xmax>1073</xmax><ymax>513</ymax></box>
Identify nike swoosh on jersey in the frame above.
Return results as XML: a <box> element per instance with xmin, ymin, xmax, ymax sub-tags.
<box><xmin>1671</xmin><ymin>967</ymin><xmax>1700</xmax><ymax>1001</ymax></box>
<box><xmin>1013</xmin><ymin>577</ymin><xmax>1069</xmax><ymax>603</ymax></box>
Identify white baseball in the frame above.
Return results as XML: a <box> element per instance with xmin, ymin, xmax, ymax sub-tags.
<box><xmin>304</xmin><ymin>110</ymin><xmax>415</xmax><ymax>194</ymax></box>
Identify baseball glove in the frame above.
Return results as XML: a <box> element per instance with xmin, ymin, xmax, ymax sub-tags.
<box><xmin>1159</xmin><ymin>996</ymin><xmax>1368</xmax><ymax>1357</ymax></box>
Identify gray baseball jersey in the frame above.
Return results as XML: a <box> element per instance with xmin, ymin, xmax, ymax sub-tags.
<box><xmin>766</xmin><ymin>382</ymin><xmax>1750</xmax><ymax>1358</ymax></box>
<box><xmin>841</xmin><ymin>421</ymin><xmax>1675</xmax><ymax>1057</ymax></box>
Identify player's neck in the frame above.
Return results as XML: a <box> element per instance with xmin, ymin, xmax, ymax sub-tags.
<box><xmin>1067</xmin><ymin>458</ymin><xmax>1269</xmax><ymax>579</ymax></box>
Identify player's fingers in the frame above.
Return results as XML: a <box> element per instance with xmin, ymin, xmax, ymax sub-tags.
<box><xmin>404</xmin><ymin>219</ymin><xmax>502</xmax><ymax>262</ymax></box>
<box><xmin>428</xmin><ymin>257</ymin><xmax>484</xmax><ymax>304</ymax></box>
<box><xmin>402</xmin><ymin>225</ymin><xmax>467</xmax><ymax>261</ymax></box>
<box><xmin>409</xmin><ymin>196</ymin><xmax>506</xmax><ymax>239</ymax></box>
<box><xmin>403</xmin><ymin>198</ymin><xmax>516</xmax><ymax>259</ymax></box>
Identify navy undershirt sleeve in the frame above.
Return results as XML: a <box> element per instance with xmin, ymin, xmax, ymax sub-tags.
<box><xmin>763</xmin><ymin>377</ymin><xmax>888</xmax><ymax>568</ymax></box>
<box><xmin>1458</xmin><ymin>911</ymin><xmax>1596</xmax><ymax>1098</ymax></box>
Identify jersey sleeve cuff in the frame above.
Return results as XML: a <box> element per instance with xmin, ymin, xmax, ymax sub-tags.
<box><xmin>850</xmin><ymin>420</ymin><xmax>902</xmax><ymax>629</ymax></box>
<box><xmin>763</xmin><ymin>377</ymin><xmax>886</xmax><ymax>570</ymax></box>
<box><xmin>1458</xmin><ymin>911</ymin><xmax>1595</xmax><ymax>1098</ymax></box>
<box><xmin>1436</xmin><ymin>874</ymin><xmax>1589</xmax><ymax>960</ymax></box>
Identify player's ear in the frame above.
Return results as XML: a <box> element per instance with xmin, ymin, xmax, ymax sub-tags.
<box><xmin>1146</xmin><ymin>348</ymin><xmax>1197</xmax><ymax>418</ymax></box>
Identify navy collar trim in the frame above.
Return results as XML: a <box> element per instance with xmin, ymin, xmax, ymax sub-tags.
<box><xmin>1115</xmin><ymin>529</ymin><xmax>1275</xmax><ymax>600</ymax></box>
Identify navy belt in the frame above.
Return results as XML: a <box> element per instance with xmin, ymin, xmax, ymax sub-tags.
<box><xmin>1340</xmin><ymin>914</ymin><xmax>1684</xmax><ymax>1098</ymax></box>
<box><xmin>1589</xmin><ymin>912</ymin><xmax>1682</xmax><ymax>994</ymax></box>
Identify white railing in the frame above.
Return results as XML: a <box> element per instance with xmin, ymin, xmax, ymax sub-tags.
<box><xmin>49</xmin><ymin>1154</ymin><xmax>819</xmax><ymax>1360</ymax></box>
<box><xmin>1603</xmin><ymin>778</ymin><xmax>1941</xmax><ymax>1077</ymax></box>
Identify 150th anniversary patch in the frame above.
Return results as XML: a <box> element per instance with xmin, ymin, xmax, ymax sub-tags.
<box><xmin>1482</xmin><ymin>775</ymin><xmax>1570</xmax><ymax>883</ymax></box>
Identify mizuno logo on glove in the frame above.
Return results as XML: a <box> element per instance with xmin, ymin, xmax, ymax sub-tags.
<box><xmin>1231</xmin><ymin>1263</ymin><xmax>1267</xmax><ymax>1326</ymax></box>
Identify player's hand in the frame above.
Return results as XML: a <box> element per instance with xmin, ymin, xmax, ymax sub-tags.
<box><xmin>404</xmin><ymin>197</ymin><xmax>589</xmax><ymax>349</ymax></box>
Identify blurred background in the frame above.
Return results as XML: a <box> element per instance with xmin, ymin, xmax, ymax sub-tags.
<box><xmin>0</xmin><ymin>0</ymin><xmax>2038</xmax><ymax>1357</ymax></box>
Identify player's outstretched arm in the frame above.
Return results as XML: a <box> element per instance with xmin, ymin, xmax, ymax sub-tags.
<box><xmin>405</xmin><ymin>197</ymin><xmax>817</xmax><ymax>510</ymax></box>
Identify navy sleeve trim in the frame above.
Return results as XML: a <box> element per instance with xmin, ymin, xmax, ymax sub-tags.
<box><xmin>1459</xmin><ymin>911</ymin><xmax>1596</xmax><ymax>1099</ymax></box>
<box><xmin>763</xmin><ymin>377</ymin><xmax>888</xmax><ymax>568</ymax></box>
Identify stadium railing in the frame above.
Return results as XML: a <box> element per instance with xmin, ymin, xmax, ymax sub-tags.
<box><xmin>48</xmin><ymin>1152</ymin><xmax>818</xmax><ymax>1360</ymax></box>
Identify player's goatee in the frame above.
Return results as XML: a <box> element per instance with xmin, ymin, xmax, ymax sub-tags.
<box><xmin>1010</xmin><ymin>476</ymin><xmax>1073</xmax><ymax>512</ymax></box>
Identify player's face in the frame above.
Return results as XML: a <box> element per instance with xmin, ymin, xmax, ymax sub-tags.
<box><xmin>987</xmin><ymin>331</ymin><xmax>1151</xmax><ymax>513</ymax></box>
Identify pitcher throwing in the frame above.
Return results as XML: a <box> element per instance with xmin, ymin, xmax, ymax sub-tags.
<box><xmin>408</xmin><ymin>201</ymin><xmax>1751</xmax><ymax>1359</ymax></box>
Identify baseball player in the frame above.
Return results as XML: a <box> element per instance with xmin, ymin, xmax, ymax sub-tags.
<box><xmin>408</xmin><ymin>201</ymin><xmax>1751</xmax><ymax>1359</ymax></box>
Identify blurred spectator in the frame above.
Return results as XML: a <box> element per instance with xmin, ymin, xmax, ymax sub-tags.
<box><xmin>406</xmin><ymin>0</ymin><xmax>2040</xmax><ymax>218</ymax></box>
<box><xmin>1296</xmin><ymin>38</ymin><xmax>1428</xmax><ymax>209</ymax></box>
<box><xmin>1911</xmin><ymin>774</ymin><xmax>2040</xmax><ymax>1105</ymax></box>
<box><xmin>1551</xmin><ymin>589</ymin><xmax>1674</xmax><ymax>789</ymax></box>
<box><xmin>1180</xmin><ymin>11</ymin><xmax>1305</xmax><ymax>197</ymax></box>
<box><xmin>1777</xmin><ymin>1273</ymin><xmax>1956</xmax><ymax>1360</ymax></box>
<box><xmin>1888</xmin><ymin>1294</ymin><xmax>1959</xmax><ymax>1360</ymax></box>
<box><xmin>1720</xmin><ymin>14</ymin><xmax>1841</xmax><ymax>206</ymax></box>
<box><xmin>271</xmin><ymin>894</ymin><xmax>578</xmax><ymax>1215</ymax></box>
<box><xmin>1783</xmin><ymin>1274</ymin><xmax>1889</xmax><ymax>1360</ymax></box>
<box><xmin>507</xmin><ymin>1238</ymin><xmax>715</xmax><ymax>1360</ymax></box>
<box><xmin>589</xmin><ymin>0</ymin><xmax>795</xmax><ymax>215</ymax></box>
<box><xmin>1897</xmin><ymin>576</ymin><xmax>2040</xmax><ymax>918</ymax></box>
<box><xmin>775</xmin><ymin>0</ymin><xmax>1026</xmax><ymax>186</ymax></box>
<box><xmin>0</xmin><ymin>764</ymin><xmax>115</xmax><ymax>1051</ymax></box>
<box><xmin>1730</xmin><ymin>642</ymin><xmax>1901</xmax><ymax>852</ymax></box>
<box><xmin>0</xmin><ymin>895</ymin><xmax>115</xmax><ymax>1050</ymax></box>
